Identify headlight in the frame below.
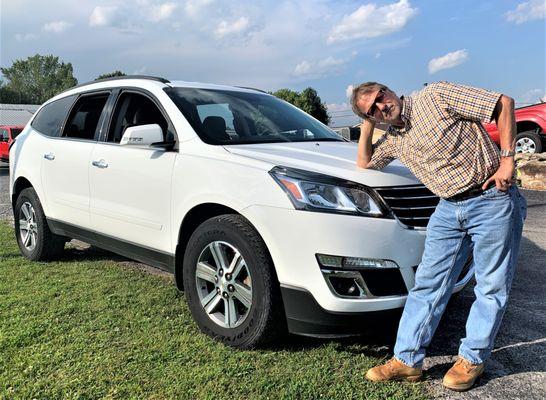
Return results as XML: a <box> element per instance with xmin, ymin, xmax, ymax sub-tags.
<box><xmin>269</xmin><ymin>166</ymin><xmax>388</xmax><ymax>217</ymax></box>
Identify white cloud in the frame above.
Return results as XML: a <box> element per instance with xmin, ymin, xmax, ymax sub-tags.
<box><xmin>14</xmin><ymin>33</ymin><xmax>39</xmax><ymax>41</ymax></box>
<box><xmin>428</xmin><ymin>49</ymin><xmax>469</xmax><ymax>74</ymax></box>
<box><xmin>185</xmin><ymin>0</ymin><xmax>215</xmax><ymax>17</ymax></box>
<box><xmin>327</xmin><ymin>0</ymin><xmax>417</xmax><ymax>44</ymax></box>
<box><xmin>346</xmin><ymin>84</ymin><xmax>354</xmax><ymax>98</ymax></box>
<box><xmin>43</xmin><ymin>20</ymin><xmax>72</xmax><ymax>33</ymax></box>
<box><xmin>375</xmin><ymin>52</ymin><xmax>382</xmax><ymax>59</ymax></box>
<box><xmin>519</xmin><ymin>88</ymin><xmax>545</xmax><ymax>105</ymax></box>
<box><xmin>89</xmin><ymin>6</ymin><xmax>119</xmax><ymax>27</ymax></box>
<box><xmin>293</xmin><ymin>56</ymin><xmax>347</xmax><ymax>79</ymax></box>
<box><xmin>150</xmin><ymin>3</ymin><xmax>178</xmax><ymax>22</ymax></box>
<box><xmin>215</xmin><ymin>16</ymin><xmax>250</xmax><ymax>38</ymax></box>
<box><xmin>505</xmin><ymin>0</ymin><xmax>546</xmax><ymax>24</ymax></box>
<box><xmin>327</xmin><ymin>102</ymin><xmax>351</xmax><ymax>112</ymax></box>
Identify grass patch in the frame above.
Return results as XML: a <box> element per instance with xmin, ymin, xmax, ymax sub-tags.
<box><xmin>0</xmin><ymin>221</ymin><xmax>427</xmax><ymax>399</ymax></box>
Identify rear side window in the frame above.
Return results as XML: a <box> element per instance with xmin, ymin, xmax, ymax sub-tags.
<box><xmin>31</xmin><ymin>95</ymin><xmax>76</xmax><ymax>137</ymax></box>
<box><xmin>63</xmin><ymin>93</ymin><xmax>109</xmax><ymax>140</ymax></box>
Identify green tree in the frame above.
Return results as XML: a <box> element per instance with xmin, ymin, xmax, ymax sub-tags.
<box><xmin>0</xmin><ymin>54</ymin><xmax>77</xmax><ymax>104</ymax></box>
<box><xmin>271</xmin><ymin>87</ymin><xmax>330</xmax><ymax>125</ymax></box>
<box><xmin>95</xmin><ymin>70</ymin><xmax>127</xmax><ymax>80</ymax></box>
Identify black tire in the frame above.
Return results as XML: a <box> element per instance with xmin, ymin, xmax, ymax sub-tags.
<box><xmin>14</xmin><ymin>187</ymin><xmax>66</xmax><ymax>261</ymax></box>
<box><xmin>515</xmin><ymin>130</ymin><xmax>543</xmax><ymax>154</ymax></box>
<box><xmin>182</xmin><ymin>214</ymin><xmax>286</xmax><ymax>348</ymax></box>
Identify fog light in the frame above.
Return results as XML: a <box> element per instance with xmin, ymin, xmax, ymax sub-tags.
<box><xmin>316</xmin><ymin>253</ymin><xmax>399</xmax><ymax>269</ymax></box>
<box><xmin>316</xmin><ymin>254</ymin><xmax>343</xmax><ymax>268</ymax></box>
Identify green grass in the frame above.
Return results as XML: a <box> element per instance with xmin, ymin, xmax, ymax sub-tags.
<box><xmin>0</xmin><ymin>221</ymin><xmax>427</xmax><ymax>399</ymax></box>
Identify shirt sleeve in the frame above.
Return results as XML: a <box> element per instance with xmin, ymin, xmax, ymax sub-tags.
<box><xmin>430</xmin><ymin>81</ymin><xmax>502</xmax><ymax>123</ymax></box>
<box><xmin>367</xmin><ymin>131</ymin><xmax>398</xmax><ymax>170</ymax></box>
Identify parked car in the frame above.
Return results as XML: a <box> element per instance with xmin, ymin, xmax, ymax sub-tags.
<box><xmin>0</xmin><ymin>125</ymin><xmax>24</xmax><ymax>162</ymax></box>
<box><xmin>483</xmin><ymin>102</ymin><xmax>546</xmax><ymax>154</ymax></box>
<box><xmin>9</xmin><ymin>76</ymin><xmax>474</xmax><ymax>348</ymax></box>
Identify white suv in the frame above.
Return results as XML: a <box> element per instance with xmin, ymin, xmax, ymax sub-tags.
<box><xmin>9</xmin><ymin>76</ymin><xmax>473</xmax><ymax>348</ymax></box>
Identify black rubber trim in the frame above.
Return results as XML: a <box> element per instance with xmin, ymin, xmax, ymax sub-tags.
<box><xmin>280</xmin><ymin>285</ymin><xmax>402</xmax><ymax>338</ymax></box>
<box><xmin>47</xmin><ymin>218</ymin><xmax>175</xmax><ymax>272</ymax></box>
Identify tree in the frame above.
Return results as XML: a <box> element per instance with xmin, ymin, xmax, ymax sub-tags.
<box><xmin>96</xmin><ymin>70</ymin><xmax>127</xmax><ymax>80</ymax></box>
<box><xmin>271</xmin><ymin>87</ymin><xmax>330</xmax><ymax>125</ymax></box>
<box><xmin>0</xmin><ymin>54</ymin><xmax>77</xmax><ymax>104</ymax></box>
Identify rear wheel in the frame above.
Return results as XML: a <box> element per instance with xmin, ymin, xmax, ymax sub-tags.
<box><xmin>14</xmin><ymin>188</ymin><xmax>66</xmax><ymax>260</ymax></box>
<box><xmin>182</xmin><ymin>214</ymin><xmax>285</xmax><ymax>348</ymax></box>
<box><xmin>515</xmin><ymin>130</ymin><xmax>543</xmax><ymax>154</ymax></box>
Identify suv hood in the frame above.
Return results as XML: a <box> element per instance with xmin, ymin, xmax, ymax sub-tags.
<box><xmin>224</xmin><ymin>141</ymin><xmax>421</xmax><ymax>187</ymax></box>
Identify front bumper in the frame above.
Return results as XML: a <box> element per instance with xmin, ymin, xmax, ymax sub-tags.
<box><xmin>242</xmin><ymin>205</ymin><xmax>473</xmax><ymax>327</ymax></box>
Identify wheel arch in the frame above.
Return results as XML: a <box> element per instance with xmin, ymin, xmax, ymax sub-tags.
<box><xmin>516</xmin><ymin>120</ymin><xmax>544</xmax><ymax>135</ymax></box>
<box><xmin>11</xmin><ymin>176</ymin><xmax>35</xmax><ymax>209</ymax></box>
<box><xmin>174</xmin><ymin>203</ymin><xmax>276</xmax><ymax>291</ymax></box>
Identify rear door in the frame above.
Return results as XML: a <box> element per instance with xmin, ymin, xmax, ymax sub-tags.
<box><xmin>89</xmin><ymin>89</ymin><xmax>177</xmax><ymax>254</ymax></box>
<box><xmin>41</xmin><ymin>91</ymin><xmax>112</xmax><ymax>228</ymax></box>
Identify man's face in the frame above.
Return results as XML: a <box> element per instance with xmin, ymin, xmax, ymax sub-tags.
<box><xmin>356</xmin><ymin>88</ymin><xmax>403</xmax><ymax>125</ymax></box>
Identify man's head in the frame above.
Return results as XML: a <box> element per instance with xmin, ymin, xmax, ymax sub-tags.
<box><xmin>350</xmin><ymin>82</ymin><xmax>404</xmax><ymax>126</ymax></box>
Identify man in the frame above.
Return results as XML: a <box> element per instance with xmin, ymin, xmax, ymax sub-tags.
<box><xmin>350</xmin><ymin>81</ymin><xmax>527</xmax><ymax>391</ymax></box>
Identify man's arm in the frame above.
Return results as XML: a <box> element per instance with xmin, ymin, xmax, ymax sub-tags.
<box><xmin>357</xmin><ymin>120</ymin><xmax>375</xmax><ymax>168</ymax></box>
<box><xmin>481</xmin><ymin>95</ymin><xmax>516</xmax><ymax>191</ymax></box>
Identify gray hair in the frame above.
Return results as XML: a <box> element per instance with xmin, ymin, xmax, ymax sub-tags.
<box><xmin>350</xmin><ymin>82</ymin><xmax>389</xmax><ymax>119</ymax></box>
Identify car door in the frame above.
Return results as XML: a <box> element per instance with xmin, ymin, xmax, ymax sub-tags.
<box><xmin>89</xmin><ymin>89</ymin><xmax>177</xmax><ymax>254</ymax></box>
<box><xmin>40</xmin><ymin>91</ymin><xmax>112</xmax><ymax>228</ymax></box>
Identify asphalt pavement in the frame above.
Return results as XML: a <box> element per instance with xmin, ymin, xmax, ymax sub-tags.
<box><xmin>1</xmin><ymin>161</ymin><xmax>544</xmax><ymax>399</ymax></box>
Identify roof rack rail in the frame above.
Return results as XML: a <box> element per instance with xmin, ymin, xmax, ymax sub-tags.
<box><xmin>62</xmin><ymin>75</ymin><xmax>171</xmax><ymax>93</ymax></box>
<box><xmin>236</xmin><ymin>86</ymin><xmax>268</xmax><ymax>94</ymax></box>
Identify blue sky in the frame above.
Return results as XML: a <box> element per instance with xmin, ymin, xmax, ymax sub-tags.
<box><xmin>1</xmin><ymin>0</ymin><xmax>545</xmax><ymax>126</ymax></box>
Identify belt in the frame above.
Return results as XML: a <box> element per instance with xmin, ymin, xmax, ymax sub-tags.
<box><xmin>445</xmin><ymin>184</ymin><xmax>488</xmax><ymax>202</ymax></box>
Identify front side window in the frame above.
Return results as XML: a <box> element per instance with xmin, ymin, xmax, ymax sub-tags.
<box><xmin>107</xmin><ymin>92</ymin><xmax>169</xmax><ymax>143</ymax></box>
<box><xmin>63</xmin><ymin>93</ymin><xmax>109</xmax><ymax>140</ymax></box>
<box><xmin>165</xmin><ymin>88</ymin><xmax>344</xmax><ymax>145</ymax></box>
<box><xmin>31</xmin><ymin>95</ymin><xmax>76</xmax><ymax>137</ymax></box>
<box><xmin>0</xmin><ymin>129</ymin><xmax>8</xmax><ymax>141</ymax></box>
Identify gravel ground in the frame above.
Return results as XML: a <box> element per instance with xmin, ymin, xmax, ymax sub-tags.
<box><xmin>1</xmin><ymin>161</ymin><xmax>545</xmax><ymax>399</ymax></box>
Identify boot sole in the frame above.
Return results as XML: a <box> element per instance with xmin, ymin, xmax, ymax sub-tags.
<box><xmin>443</xmin><ymin>374</ymin><xmax>482</xmax><ymax>392</ymax></box>
<box><xmin>366</xmin><ymin>374</ymin><xmax>422</xmax><ymax>383</ymax></box>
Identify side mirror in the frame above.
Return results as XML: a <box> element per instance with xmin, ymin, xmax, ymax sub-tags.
<box><xmin>120</xmin><ymin>124</ymin><xmax>164</xmax><ymax>147</ymax></box>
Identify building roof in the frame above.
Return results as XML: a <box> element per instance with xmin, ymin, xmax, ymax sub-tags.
<box><xmin>0</xmin><ymin>103</ymin><xmax>40</xmax><ymax>126</ymax></box>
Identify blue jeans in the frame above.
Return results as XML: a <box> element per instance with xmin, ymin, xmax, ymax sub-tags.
<box><xmin>394</xmin><ymin>185</ymin><xmax>527</xmax><ymax>367</ymax></box>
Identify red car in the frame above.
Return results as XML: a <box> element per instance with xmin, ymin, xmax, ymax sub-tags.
<box><xmin>483</xmin><ymin>102</ymin><xmax>546</xmax><ymax>154</ymax></box>
<box><xmin>0</xmin><ymin>125</ymin><xmax>25</xmax><ymax>162</ymax></box>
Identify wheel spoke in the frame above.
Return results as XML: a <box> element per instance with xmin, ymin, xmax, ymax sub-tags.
<box><xmin>231</xmin><ymin>256</ymin><xmax>246</xmax><ymax>279</ymax></box>
<box><xmin>19</xmin><ymin>220</ymin><xmax>29</xmax><ymax>231</ymax></box>
<box><xmin>29</xmin><ymin>233</ymin><xmax>35</xmax><ymax>249</ymax></box>
<box><xmin>210</xmin><ymin>242</ymin><xmax>228</xmax><ymax>270</ymax></box>
<box><xmin>204</xmin><ymin>292</ymin><xmax>222</xmax><ymax>314</ymax></box>
<box><xmin>23</xmin><ymin>231</ymin><xmax>31</xmax><ymax>247</ymax></box>
<box><xmin>21</xmin><ymin>204</ymin><xmax>31</xmax><ymax>220</ymax></box>
<box><xmin>233</xmin><ymin>282</ymin><xmax>252</xmax><ymax>309</ymax></box>
<box><xmin>227</xmin><ymin>250</ymin><xmax>242</xmax><ymax>273</ymax></box>
<box><xmin>225</xmin><ymin>297</ymin><xmax>238</xmax><ymax>327</ymax></box>
<box><xmin>196</xmin><ymin>261</ymin><xmax>217</xmax><ymax>283</ymax></box>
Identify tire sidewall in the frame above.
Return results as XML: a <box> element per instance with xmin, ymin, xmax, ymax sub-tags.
<box><xmin>516</xmin><ymin>131</ymin><xmax>543</xmax><ymax>153</ymax></box>
<box><xmin>183</xmin><ymin>216</ymin><xmax>274</xmax><ymax>347</ymax></box>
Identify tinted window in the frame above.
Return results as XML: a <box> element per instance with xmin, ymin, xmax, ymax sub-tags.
<box><xmin>11</xmin><ymin>128</ymin><xmax>23</xmax><ymax>138</ymax></box>
<box><xmin>63</xmin><ymin>93</ymin><xmax>109</xmax><ymax>140</ymax></box>
<box><xmin>0</xmin><ymin>129</ymin><xmax>8</xmax><ymax>141</ymax></box>
<box><xmin>31</xmin><ymin>95</ymin><xmax>76</xmax><ymax>137</ymax></box>
<box><xmin>107</xmin><ymin>92</ymin><xmax>168</xmax><ymax>143</ymax></box>
<box><xmin>165</xmin><ymin>88</ymin><xmax>344</xmax><ymax>145</ymax></box>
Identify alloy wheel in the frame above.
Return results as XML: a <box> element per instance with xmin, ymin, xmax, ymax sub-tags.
<box><xmin>195</xmin><ymin>241</ymin><xmax>253</xmax><ymax>328</ymax></box>
<box><xmin>515</xmin><ymin>137</ymin><xmax>537</xmax><ymax>154</ymax></box>
<box><xmin>19</xmin><ymin>201</ymin><xmax>38</xmax><ymax>252</ymax></box>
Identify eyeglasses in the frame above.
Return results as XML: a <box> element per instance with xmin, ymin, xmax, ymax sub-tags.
<box><xmin>366</xmin><ymin>88</ymin><xmax>386</xmax><ymax>120</ymax></box>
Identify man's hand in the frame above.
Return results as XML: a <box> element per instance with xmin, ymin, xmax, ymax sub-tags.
<box><xmin>482</xmin><ymin>158</ymin><xmax>515</xmax><ymax>191</ymax></box>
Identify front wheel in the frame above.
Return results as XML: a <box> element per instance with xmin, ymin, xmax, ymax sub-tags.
<box><xmin>515</xmin><ymin>130</ymin><xmax>543</xmax><ymax>154</ymax></box>
<box><xmin>182</xmin><ymin>214</ymin><xmax>285</xmax><ymax>348</ymax></box>
<box><xmin>14</xmin><ymin>187</ymin><xmax>66</xmax><ymax>260</ymax></box>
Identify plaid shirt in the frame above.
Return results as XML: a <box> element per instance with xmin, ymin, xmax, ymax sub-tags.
<box><xmin>368</xmin><ymin>82</ymin><xmax>502</xmax><ymax>198</ymax></box>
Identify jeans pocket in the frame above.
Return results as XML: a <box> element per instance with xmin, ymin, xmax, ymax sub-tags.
<box><xmin>481</xmin><ymin>187</ymin><xmax>510</xmax><ymax>200</ymax></box>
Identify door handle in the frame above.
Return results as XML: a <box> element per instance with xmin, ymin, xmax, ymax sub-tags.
<box><xmin>91</xmin><ymin>159</ymin><xmax>108</xmax><ymax>169</ymax></box>
<box><xmin>43</xmin><ymin>152</ymin><xmax>55</xmax><ymax>161</ymax></box>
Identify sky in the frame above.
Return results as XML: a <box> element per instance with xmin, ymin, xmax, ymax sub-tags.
<box><xmin>1</xmin><ymin>0</ymin><xmax>545</xmax><ymax>127</ymax></box>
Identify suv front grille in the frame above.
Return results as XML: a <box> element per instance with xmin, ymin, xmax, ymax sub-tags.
<box><xmin>374</xmin><ymin>185</ymin><xmax>439</xmax><ymax>228</ymax></box>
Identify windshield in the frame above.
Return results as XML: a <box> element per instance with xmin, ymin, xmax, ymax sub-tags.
<box><xmin>165</xmin><ymin>87</ymin><xmax>345</xmax><ymax>145</ymax></box>
<box><xmin>11</xmin><ymin>128</ymin><xmax>23</xmax><ymax>138</ymax></box>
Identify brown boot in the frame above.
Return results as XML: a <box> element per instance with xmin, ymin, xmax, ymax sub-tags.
<box><xmin>365</xmin><ymin>357</ymin><xmax>422</xmax><ymax>382</ymax></box>
<box><xmin>443</xmin><ymin>357</ymin><xmax>485</xmax><ymax>391</ymax></box>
